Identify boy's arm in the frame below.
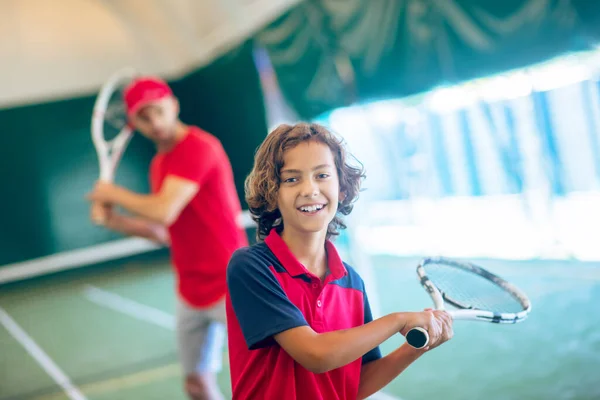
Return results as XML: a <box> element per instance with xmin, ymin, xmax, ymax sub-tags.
<box><xmin>357</xmin><ymin>344</ymin><xmax>422</xmax><ymax>399</ymax></box>
<box><xmin>98</xmin><ymin>205</ymin><xmax>170</xmax><ymax>245</ymax></box>
<box><xmin>356</xmin><ymin>309</ymin><xmax>453</xmax><ymax>399</ymax></box>
<box><xmin>273</xmin><ymin>311</ymin><xmax>441</xmax><ymax>374</ymax></box>
<box><xmin>87</xmin><ymin>175</ymin><xmax>199</xmax><ymax>225</ymax></box>
<box><xmin>228</xmin><ymin>252</ymin><xmax>450</xmax><ymax>375</ymax></box>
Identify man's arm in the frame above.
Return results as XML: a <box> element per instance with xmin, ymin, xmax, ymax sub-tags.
<box><xmin>273</xmin><ymin>311</ymin><xmax>442</xmax><ymax>374</ymax></box>
<box><xmin>98</xmin><ymin>205</ymin><xmax>170</xmax><ymax>245</ymax></box>
<box><xmin>88</xmin><ymin>175</ymin><xmax>199</xmax><ymax>225</ymax></box>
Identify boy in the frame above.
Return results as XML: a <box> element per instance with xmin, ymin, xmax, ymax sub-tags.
<box><xmin>226</xmin><ymin>122</ymin><xmax>453</xmax><ymax>399</ymax></box>
<box><xmin>87</xmin><ymin>76</ymin><xmax>248</xmax><ymax>400</ymax></box>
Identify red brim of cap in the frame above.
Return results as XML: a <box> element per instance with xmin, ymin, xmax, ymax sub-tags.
<box><xmin>127</xmin><ymin>94</ymin><xmax>172</xmax><ymax>118</ymax></box>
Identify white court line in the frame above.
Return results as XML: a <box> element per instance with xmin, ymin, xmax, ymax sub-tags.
<box><xmin>83</xmin><ymin>285</ymin><xmax>175</xmax><ymax>330</ymax></box>
<box><xmin>0</xmin><ymin>307</ymin><xmax>87</xmax><ymax>400</ymax></box>
<box><xmin>369</xmin><ymin>393</ymin><xmax>402</xmax><ymax>400</ymax></box>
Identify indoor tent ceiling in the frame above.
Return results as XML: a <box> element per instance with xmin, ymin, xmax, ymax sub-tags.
<box><xmin>5</xmin><ymin>0</ymin><xmax>600</xmax><ymax>117</ymax></box>
<box><xmin>257</xmin><ymin>0</ymin><xmax>600</xmax><ymax>119</ymax></box>
<box><xmin>0</xmin><ymin>0</ymin><xmax>300</xmax><ymax>109</ymax></box>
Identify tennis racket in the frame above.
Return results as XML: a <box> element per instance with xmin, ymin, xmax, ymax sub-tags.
<box><xmin>90</xmin><ymin>67</ymin><xmax>137</xmax><ymax>224</ymax></box>
<box><xmin>405</xmin><ymin>257</ymin><xmax>531</xmax><ymax>349</ymax></box>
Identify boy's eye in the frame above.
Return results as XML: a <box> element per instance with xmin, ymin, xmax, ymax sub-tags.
<box><xmin>317</xmin><ymin>173</ymin><xmax>330</xmax><ymax>179</ymax></box>
<box><xmin>283</xmin><ymin>177</ymin><xmax>297</xmax><ymax>183</ymax></box>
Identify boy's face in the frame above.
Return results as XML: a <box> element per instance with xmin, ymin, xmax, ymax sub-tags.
<box><xmin>130</xmin><ymin>96</ymin><xmax>179</xmax><ymax>142</ymax></box>
<box><xmin>277</xmin><ymin>140</ymin><xmax>342</xmax><ymax>237</ymax></box>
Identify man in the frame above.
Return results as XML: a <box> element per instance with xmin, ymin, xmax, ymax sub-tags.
<box><xmin>87</xmin><ymin>76</ymin><xmax>248</xmax><ymax>400</ymax></box>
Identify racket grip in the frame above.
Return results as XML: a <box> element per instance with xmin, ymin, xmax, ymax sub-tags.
<box><xmin>406</xmin><ymin>327</ymin><xmax>429</xmax><ymax>349</ymax></box>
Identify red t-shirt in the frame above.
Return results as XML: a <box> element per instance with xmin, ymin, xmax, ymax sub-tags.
<box><xmin>150</xmin><ymin>126</ymin><xmax>248</xmax><ymax>307</ymax></box>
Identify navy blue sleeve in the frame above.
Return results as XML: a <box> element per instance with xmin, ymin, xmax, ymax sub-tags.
<box><xmin>362</xmin><ymin>284</ymin><xmax>382</xmax><ymax>365</ymax></box>
<box><xmin>227</xmin><ymin>248</ymin><xmax>309</xmax><ymax>350</ymax></box>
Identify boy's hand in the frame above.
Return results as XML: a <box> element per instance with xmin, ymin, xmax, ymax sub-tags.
<box><xmin>425</xmin><ymin>309</ymin><xmax>453</xmax><ymax>350</ymax></box>
<box><xmin>400</xmin><ymin>309</ymin><xmax>453</xmax><ymax>351</ymax></box>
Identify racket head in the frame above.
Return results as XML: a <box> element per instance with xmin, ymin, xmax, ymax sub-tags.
<box><xmin>418</xmin><ymin>257</ymin><xmax>531</xmax><ymax>323</ymax></box>
<box><xmin>91</xmin><ymin>67</ymin><xmax>137</xmax><ymax>181</ymax></box>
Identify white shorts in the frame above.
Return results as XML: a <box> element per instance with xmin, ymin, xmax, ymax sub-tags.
<box><xmin>176</xmin><ymin>298</ymin><xmax>226</xmax><ymax>375</ymax></box>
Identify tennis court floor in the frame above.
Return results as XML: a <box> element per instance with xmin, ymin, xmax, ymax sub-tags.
<box><xmin>1</xmin><ymin>254</ymin><xmax>599</xmax><ymax>400</ymax></box>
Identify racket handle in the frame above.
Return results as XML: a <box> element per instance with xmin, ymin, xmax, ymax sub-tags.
<box><xmin>406</xmin><ymin>327</ymin><xmax>429</xmax><ymax>349</ymax></box>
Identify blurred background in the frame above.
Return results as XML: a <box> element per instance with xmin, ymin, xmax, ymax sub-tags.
<box><xmin>1</xmin><ymin>1</ymin><xmax>599</xmax><ymax>399</ymax></box>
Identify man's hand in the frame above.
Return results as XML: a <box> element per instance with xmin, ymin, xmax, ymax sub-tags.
<box><xmin>90</xmin><ymin>200</ymin><xmax>113</xmax><ymax>226</ymax></box>
<box><xmin>86</xmin><ymin>176</ymin><xmax>198</xmax><ymax>226</ymax></box>
<box><xmin>88</xmin><ymin>181</ymin><xmax>121</xmax><ymax>225</ymax></box>
<box><xmin>400</xmin><ymin>309</ymin><xmax>453</xmax><ymax>351</ymax></box>
<box><xmin>87</xmin><ymin>181</ymin><xmax>120</xmax><ymax>205</ymax></box>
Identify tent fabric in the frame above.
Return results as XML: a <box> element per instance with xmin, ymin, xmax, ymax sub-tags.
<box><xmin>257</xmin><ymin>0</ymin><xmax>600</xmax><ymax>119</ymax></box>
<box><xmin>5</xmin><ymin>0</ymin><xmax>600</xmax><ymax>115</ymax></box>
<box><xmin>1</xmin><ymin>0</ymin><xmax>300</xmax><ymax>109</ymax></box>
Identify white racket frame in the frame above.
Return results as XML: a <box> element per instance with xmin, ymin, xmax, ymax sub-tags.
<box><xmin>91</xmin><ymin>67</ymin><xmax>137</xmax><ymax>182</ymax></box>
<box><xmin>406</xmin><ymin>256</ymin><xmax>532</xmax><ymax>349</ymax></box>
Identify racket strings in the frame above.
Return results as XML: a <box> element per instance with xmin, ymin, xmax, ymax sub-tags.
<box><xmin>426</xmin><ymin>263</ymin><xmax>524</xmax><ymax>313</ymax></box>
<box><xmin>103</xmin><ymin>86</ymin><xmax>129</xmax><ymax>141</ymax></box>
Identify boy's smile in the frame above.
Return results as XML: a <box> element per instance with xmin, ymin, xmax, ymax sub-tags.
<box><xmin>297</xmin><ymin>202</ymin><xmax>326</xmax><ymax>214</ymax></box>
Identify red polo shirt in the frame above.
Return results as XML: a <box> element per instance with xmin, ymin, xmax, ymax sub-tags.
<box><xmin>150</xmin><ymin>126</ymin><xmax>248</xmax><ymax>308</ymax></box>
<box><xmin>226</xmin><ymin>229</ymin><xmax>381</xmax><ymax>399</ymax></box>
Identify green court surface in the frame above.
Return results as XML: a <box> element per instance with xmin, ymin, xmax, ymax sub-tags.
<box><xmin>1</xmin><ymin>255</ymin><xmax>599</xmax><ymax>400</ymax></box>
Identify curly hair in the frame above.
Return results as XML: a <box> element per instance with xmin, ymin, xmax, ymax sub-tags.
<box><xmin>245</xmin><ymin>122</ymin><xmax>365</xmax><ymax>242</ymax></box>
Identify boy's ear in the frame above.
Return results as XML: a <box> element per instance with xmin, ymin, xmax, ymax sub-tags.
<box><xmin>339</xmin><ymin>190</ymin><xmax>346</xmax><ymax>203</ymax></box>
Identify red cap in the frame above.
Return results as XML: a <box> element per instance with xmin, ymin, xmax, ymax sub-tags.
<box><xmin>123</xmin><ymin>76</ymin><xmax>173</xmax><ymax>117</ymax></box>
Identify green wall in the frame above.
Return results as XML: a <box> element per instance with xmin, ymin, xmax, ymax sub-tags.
<box><xmin>0</xmin><ymin>41</ymin><xmax>266</xmax><ymax>266</ymax></box>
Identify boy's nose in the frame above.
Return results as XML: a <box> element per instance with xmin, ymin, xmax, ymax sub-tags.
<box><xmin>301</xmin><ymin>180</ymin><xmax>319</xmax><ymax>198</ymax></box>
